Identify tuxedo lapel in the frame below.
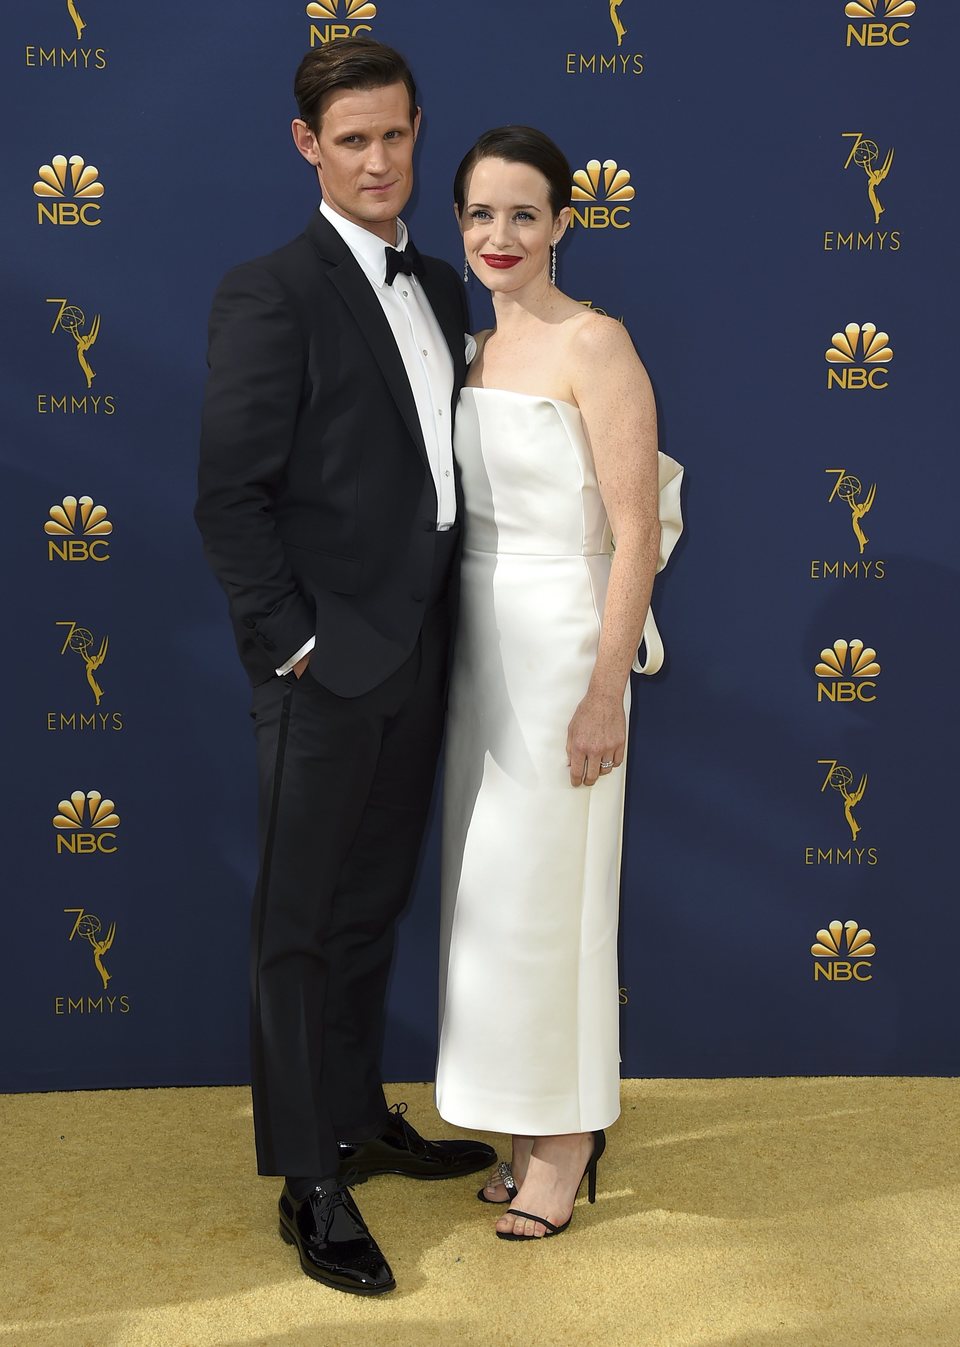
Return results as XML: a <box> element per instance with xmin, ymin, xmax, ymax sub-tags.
<box><xmin>306</xmin><ymin>212</ymin><xmax>429</xmax><ymax>469</ymax></box>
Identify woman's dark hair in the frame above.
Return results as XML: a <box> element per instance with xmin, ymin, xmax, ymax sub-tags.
<box><xmin>294</xmin><ymin>37</ymin><xmax>418</xmax><ymax>133</ymax></box>
<box><xmin>453</xmin><ymin>126</ymin><xmax>572</xmax><ymax>219</ymax></box>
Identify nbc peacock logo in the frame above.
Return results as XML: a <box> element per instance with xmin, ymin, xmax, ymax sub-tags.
<box><xmin>45</xmin><ymin>495</ymin><xmax>112</xmax><ymax>562</ymax></box>
<box><xmin>569</xmin><ymin>159</ymin><xmax>634</xmax><ymax>230</ymax></box>
<box><xmin>54</xmin><ymin>789</ymin><xmax>120</xmax><ymax>854</ymax></box>
<box><xmin>812</xmin><ymin>919</ymin><xmax>876</xmax><ymax>981</ymax></box>
<box><xmin>844</xmin><ymin>0</ymin><xmax>915</xmax><ymax>47</ymax></box>
<box><xmin>825</xmin><ymin>322</ymin><xmax>893</xmax><ymax>390</ymax></box>
<box><xmin>815</xmin><ymin>638</ymin><xmax>881</xmax><ymax>704</ymax></box>
<box><xmin>34</xmin><ymin>154</ymin><xmax>104</xmax><ymax>226</ymax></box>
<box><xmin>306</xmin><ymin>0</ymin><xmax>377</xmax><ymax>46</ymax></box>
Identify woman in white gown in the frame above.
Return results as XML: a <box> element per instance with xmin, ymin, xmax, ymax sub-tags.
<box><xmin>435</xmin><ymin>127</ymin><xmax>663</xmax><ymax>1241</ymax></box>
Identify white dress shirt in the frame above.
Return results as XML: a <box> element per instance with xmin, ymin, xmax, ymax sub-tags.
<box><xmin>278</xmin><ymin>200</ymin><xmax>458</xmax><ymax>675</ymax></box>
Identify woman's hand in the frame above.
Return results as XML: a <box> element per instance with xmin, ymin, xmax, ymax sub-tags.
<box><xmin>566</xmin><ymin>690</ymin><xmax>626</xmax><ymax>786</ymax></box>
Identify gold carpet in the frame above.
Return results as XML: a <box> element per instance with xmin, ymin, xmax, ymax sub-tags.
<box><xmin>2</xmin><ymin>1078</ymin><xmax>958</xmax><ymax>1347</ymax></box>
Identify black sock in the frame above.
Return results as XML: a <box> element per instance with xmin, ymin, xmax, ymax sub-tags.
<box><xmin>285</xmin><ymin>1174</ymin><xmax>338</xmax><ymax>1200</ymax></box>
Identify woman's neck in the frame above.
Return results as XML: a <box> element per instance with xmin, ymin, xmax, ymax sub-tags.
<box><xmin>490</xmin><ymin>273</ymin><xmax>562</xmax><ymax>331</ymax></box>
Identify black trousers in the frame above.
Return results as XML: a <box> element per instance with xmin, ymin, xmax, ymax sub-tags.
<box><xmin>248</xmin><ymin>556</ymin><xmax>454</xmax><ymax>1177</ymax></box>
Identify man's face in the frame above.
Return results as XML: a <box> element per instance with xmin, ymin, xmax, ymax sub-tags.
<box><xmin>293</xmin><ymin>81</ymin><xmax>420</xmax><ymax>243</ymax></box>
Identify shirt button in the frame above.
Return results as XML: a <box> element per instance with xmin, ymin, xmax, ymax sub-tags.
<box><xmin>438</xmin><ymin>409</ymin><xmax>443</xmax><ymax>417</ymax></box>
<box><xmin>445</xmin><ymin>470</ymin><xmax>451</xmax><ymax>477</ymax></box>
<box><xmin>422</xmin><ymin>349</ymin><xmax>428</xmax><ymax>357</ymax></box>
<box><xmin>401</xmin><ymin>289</ymin><xmax>409</xmax><ymax>298</ymax></box>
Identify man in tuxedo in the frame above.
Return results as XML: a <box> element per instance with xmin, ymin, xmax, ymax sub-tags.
<box><xmin>195</xmin><ymin>39</ymin><xmax>493</xmax><ymax>1296</ymax></box>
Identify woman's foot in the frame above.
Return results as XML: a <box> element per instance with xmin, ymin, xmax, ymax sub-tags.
<box><xmin>495</xmin><ymin>1132</ymin><xmax>595</xmax><ymax>1238</ymax></box>
<box><xmin>480</xmin><ymin>1135</ymin><xmax>534</xmax><ymax>1202</ymax></box>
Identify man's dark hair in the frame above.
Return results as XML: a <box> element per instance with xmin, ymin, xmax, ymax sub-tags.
<box><xmin>453</xmin><ymin>126</ymin><xmax>572</xmax><ymax>220</ymax></box>
<box><xmin>294</xmin><ymin>38</ymin><xmax>418</xmax><ymax>133</ymax></box>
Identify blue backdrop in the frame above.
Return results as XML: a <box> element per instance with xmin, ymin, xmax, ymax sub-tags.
<box><xmin>2</xmin><ymin>0</ymin><xmax>958</xmax><ymax>1091</ymax></box>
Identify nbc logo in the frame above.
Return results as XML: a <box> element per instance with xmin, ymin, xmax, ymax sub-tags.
<box><xmin>815</xmin><ymin>638</ymin><xmax>881</xmax><ymax>703</ymax></box>
<box><xmin>53</xmin><ymin>790</ymin><xmax>120</xmax><ymax>854</ymax></box>
<box><xmin>34</xmin><ymin>155</ymin><xmax>103</xmax><ymax>226</ymax></box>
<box><xmin>844</xmin><ymin>0</ymin><xmax>915</xmax><ymax>47</ymax></box>
<box><xmin>306</xmin><ymin>0</ymin><xmax>376</xmax><ymax>45</ymax></box>
<box><xmin>825</xmin><ymin>322</ymin><xmax>893</xmax><ymax>390</ymax></box>
<box><xmin>45</xmin><ymin>495</ymin><xmax>112</xmax><ymax>562</ymax></box>
<box><xmin>569</xmin><ymin>160</ymin><xmax>634</xmax><ymax>229</ymax></box>
<box><xmin>812</xmin><ymin>919</ymin><xmax>876</xmax><ymax>981</ymax></box>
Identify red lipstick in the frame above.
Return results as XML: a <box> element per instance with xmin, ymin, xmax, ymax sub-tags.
<box><xmin>481</xmin><ymin>254</ymin><xmax>522</xmax><ymax>269</ymax></box>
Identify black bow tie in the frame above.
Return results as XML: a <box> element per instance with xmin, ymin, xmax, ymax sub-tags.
<box><xmin>384</xmin><ymin>241</ymin><xmax>425</xmax><ymax>286</ymax></box>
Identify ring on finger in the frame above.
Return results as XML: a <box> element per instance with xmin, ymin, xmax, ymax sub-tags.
<box><xmin>600</xmin><ymin>759</ymin><xmax>614</xmax><ymax>769</ymax></box>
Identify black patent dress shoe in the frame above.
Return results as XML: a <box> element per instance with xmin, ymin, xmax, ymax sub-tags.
<box><xmin>337</xmin><ymin>1102</ymin><xmax>496</xmax><ymax>1182</ymax></box>
<box><xmin>278</xmin><ymin>1180</ymin><xmax>395</xmax><ymax>1295</ymax></box>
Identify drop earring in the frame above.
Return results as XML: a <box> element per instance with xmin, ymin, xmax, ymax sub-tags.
<box><xmin>550</xmin><ymin>243</ymin><xmax>557</xmax><ymax>285</ymax></box>
<box><xmin>463</xmin><ymin>255</ymin><xmax>470</xmax><ymax>283</ymax></box>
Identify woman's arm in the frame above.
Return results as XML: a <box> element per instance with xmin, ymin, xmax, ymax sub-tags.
<box><xmin>565</xmin><ymin>315</ymin><xmax>661</xmax><ymax>786</ymax></box>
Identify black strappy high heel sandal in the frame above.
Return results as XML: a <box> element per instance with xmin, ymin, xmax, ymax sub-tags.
<box><xmin>477</xmin><ymin>1160</ymin><xmax>519</xmax><ymax>1205</ymax></box>
<box><xmin>496</xmin><ymin>1130</ymin><xmax>606</xmax><ymax>1241</ymax></box>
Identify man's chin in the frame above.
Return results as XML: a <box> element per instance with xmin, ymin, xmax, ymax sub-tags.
<box><xmin>358</xmin><ymin>192</ymin><xmax>404</xmax><ymax>217</ymax></box>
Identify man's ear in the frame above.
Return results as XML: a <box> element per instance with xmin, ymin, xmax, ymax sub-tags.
<box><xmin>291</xmin><ymin>118</ymin><xmax>321</xmax><ymax>167</ymax></box>
<box><xmin>412</xmin><ymin>107</ymin><xmax>422</xmax><ymax>144</ymax></box>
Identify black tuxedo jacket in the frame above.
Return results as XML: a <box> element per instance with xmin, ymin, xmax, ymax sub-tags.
<box><xmin>195</xmin><ymin>211</ymin><xmax>469</xmax><ymax>694</ymax></box>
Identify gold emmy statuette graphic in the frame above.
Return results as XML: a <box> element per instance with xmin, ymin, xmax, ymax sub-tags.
<box><xmin>811</xmin><ymin>919</ymin><xmax>876</xmax><ymax>959</ymax></box>
<box><xmin>66</xmin><ymin>0</ymin><xmax>86</xmax><ymax>41</ymax></box>
<box><xmin>843</xmin><ymin>133</ymin><xmax>894</xmax><ymax>225</ymax></box>
<box><xmin>826</xmin><ymin>469</ymin><xmax>876</xmax><ymax>554</ymax></box>
<box><xmin>45</xmin><ymin>495</ymin><xmax>112</xmax><ymax>538</ymax></box>
<box><xmin>34</xmin><ymin>155</ymin><xmax>103</xmax><ymax>201</ymax></box>
<box><xmin>815</xmin><ymin>638</ymin><xmax>881</xmax><ymax>679</ymax></box>
<box><xmin>65</xmin><ymin>907</ymin><xmax>115</xmax><ymax>989</ymax></box>
<box><xmin>47</xmin><ymin>298</ymin><xmax>99</xmax><ymax>389</ymax></box>
<box><xmin>578</xmin><ymin>300</ymin><xmax>625</xmax><ymax>323</ymax></box>
<box><xmin>819</xmin><ymin>760</ymin><xmax>867</xmax><ymax>841</ymax></box>
<box><xmin>609</xmin><ymin>0</ymin><xmax>627</xmax><ymax>47</ymax></box>
<box><xmin>845</xmin><ymin>1</ymin><xmax>915</xmax><ymax>17</ymax></box>
<box><xmin>57</xmin><ymin>621</ymin><xmax>108</xmax><ymax>705</ymax></box>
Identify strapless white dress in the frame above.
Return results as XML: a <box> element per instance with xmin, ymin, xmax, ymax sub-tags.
<box><xmin>435</xmin><ymin>388</ymin><xmax>626</xmax><ymax>1135</ymax></box>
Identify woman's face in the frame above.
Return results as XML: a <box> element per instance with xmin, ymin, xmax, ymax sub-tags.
<box><xmin>458</xmin><ymin>156</ymin><xmax>568</xmax><ymax>292</ymax></box>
